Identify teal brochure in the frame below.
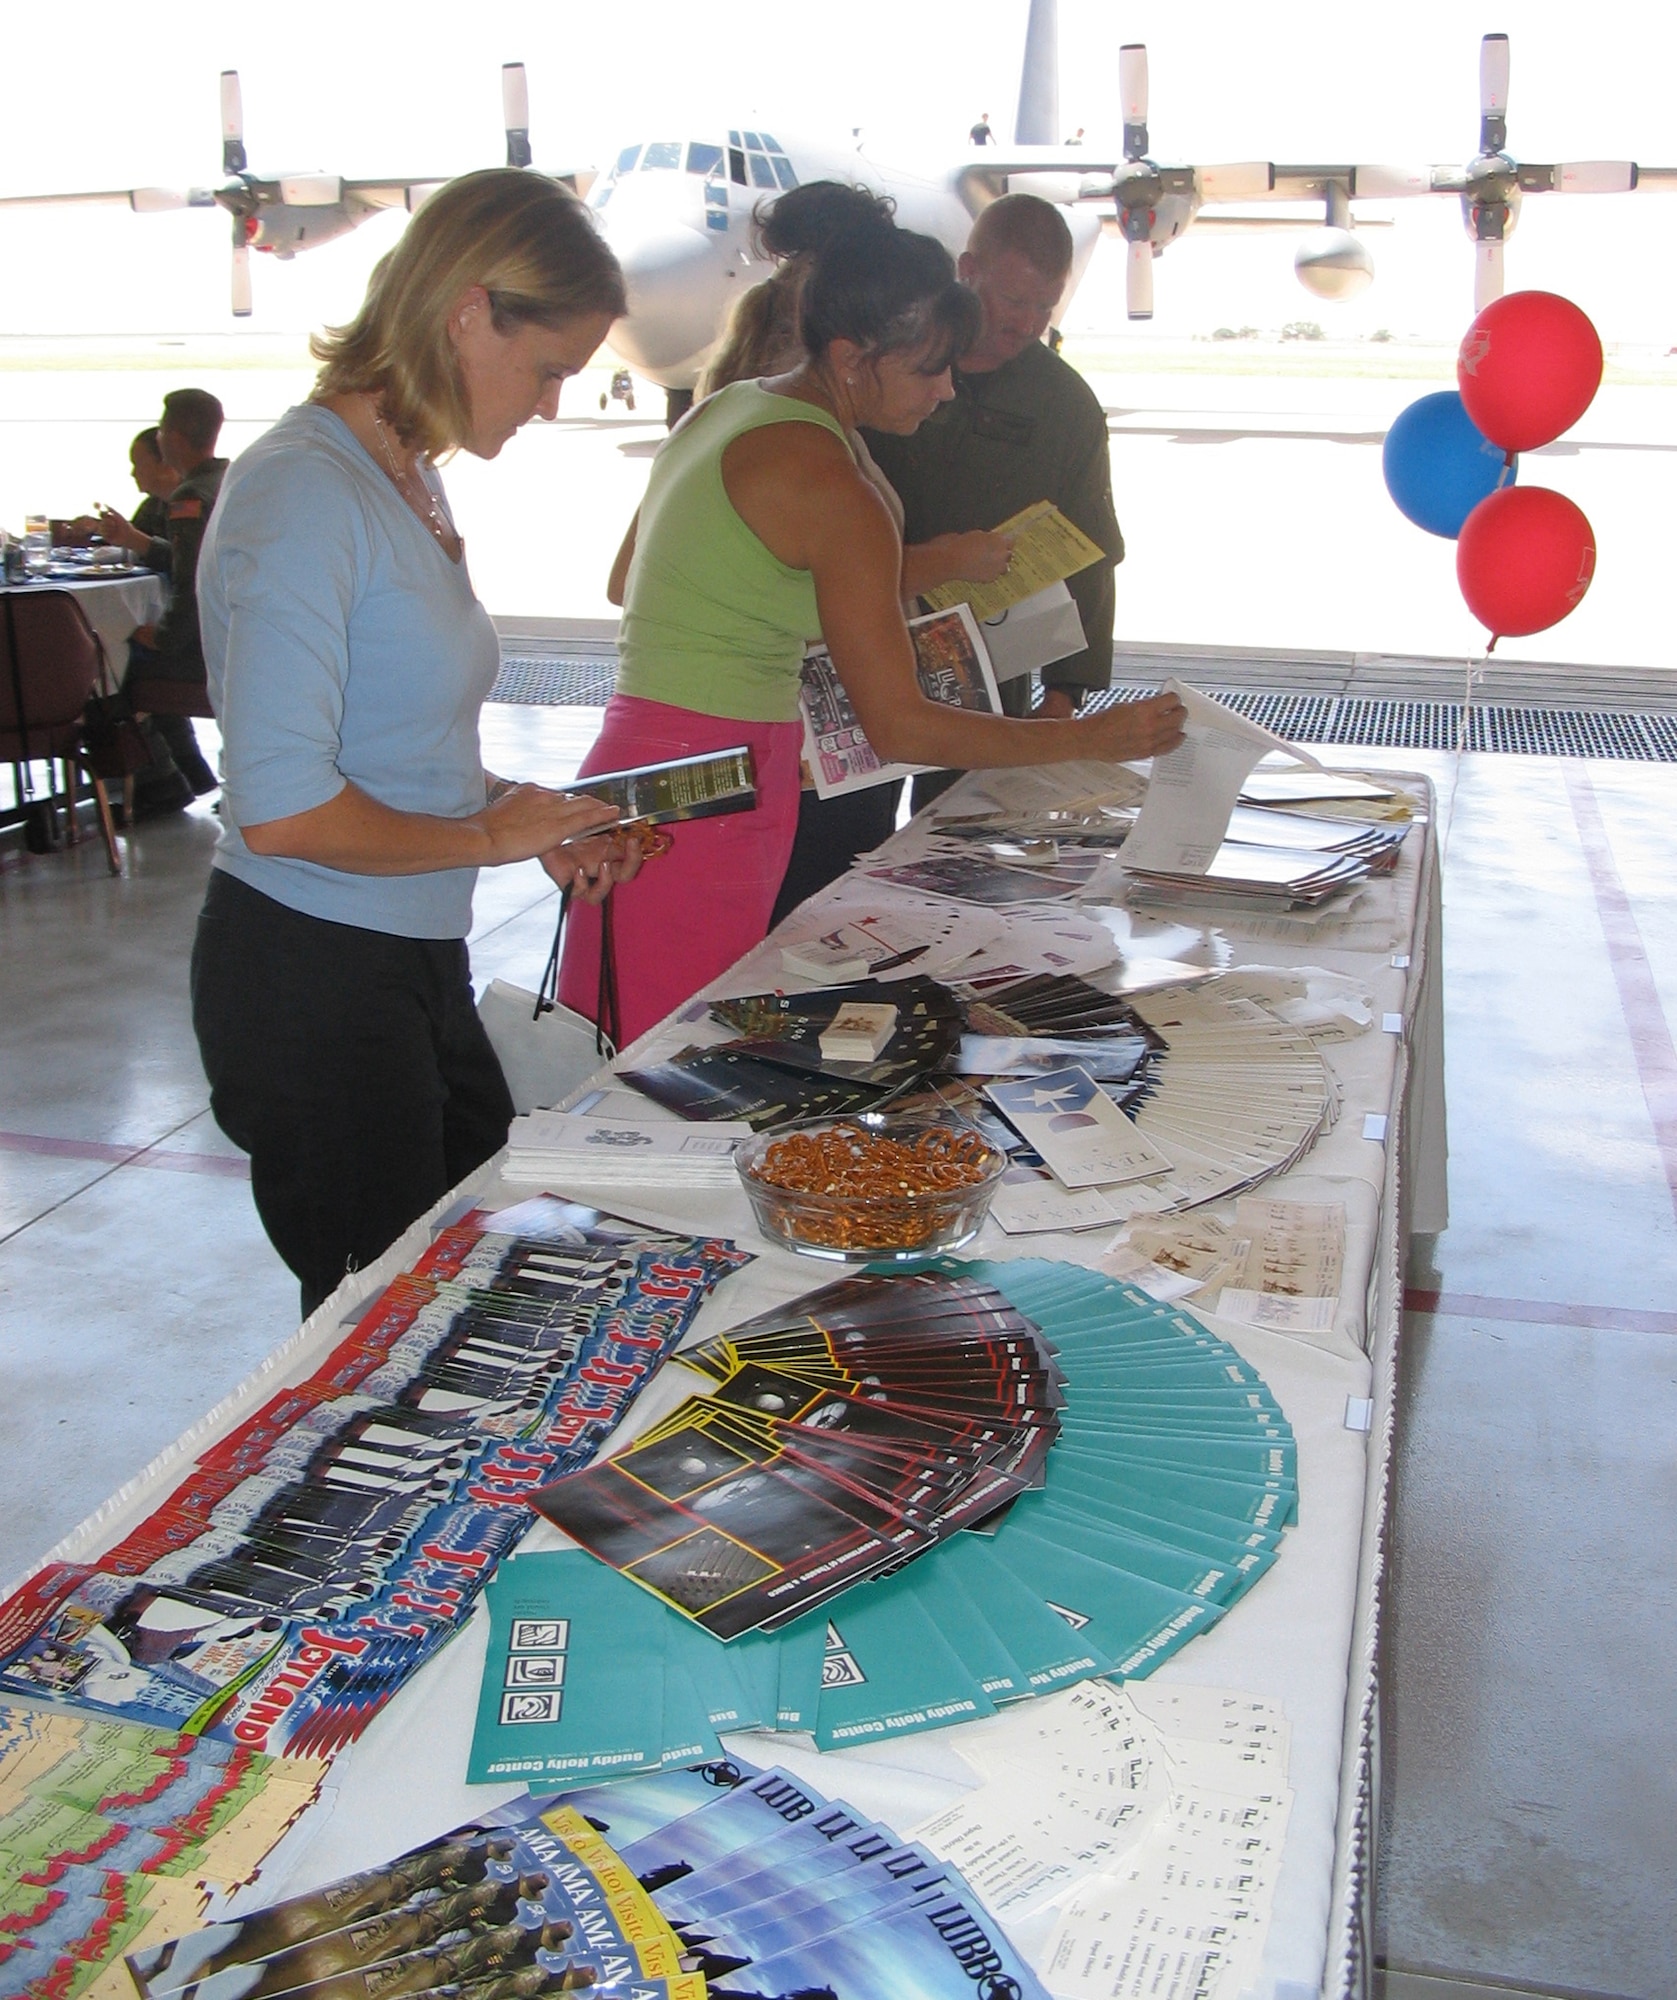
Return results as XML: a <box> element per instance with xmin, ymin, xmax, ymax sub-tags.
<box><xmin>993</xmin><ymin>1502</ymin><xmax>1238</xmax><ymax>1604</ymax></box>
<box><xmin>774</xmin><ymin>1609</ymin><xmax>828</xmax><ymax>1730</ymax></box>
<box><xmin>1035</xmin><ymin>1459</ymin><xmax>1284</xmax><ymax>1550</ymax></box>
<box><xmin>468</xmin><ymin>1548</ymin><xmax>667</xmax><ymax>1783</ymax></box>
<box><xmin>1049</xmin><ymin>1445</ymin><xmax>1297</xmax><ymax>1528</ymax></box>
<box><xmin>926</xmin><ymin>1534</ymin><xmax>1112</xmax><ymax>1693</ymax></box>
<box><xmin>658</xmin><ymin>1660</ymin><xmax>724</xmax><ymax>1768</ymax></box>
<box><xmin>984</xmin><ymin>1521</ymin><xmax>1221</xmax><ymax>1677</ymax></box>
<box><xmin>816</xmin><ymin>1569</ymin><xmax>997</xmax><ymax>1749</ymax></box>
<box><xmin>905</xmin><ymin>1560</ymin><xmax>1038</xmax><ymax>1701</ymax></box>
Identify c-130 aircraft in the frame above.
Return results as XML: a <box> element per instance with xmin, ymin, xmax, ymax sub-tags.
<box><xmin>3</xmin><ymin>0</ymin><xmax>1671</xmax><ymax>426</ymax></box>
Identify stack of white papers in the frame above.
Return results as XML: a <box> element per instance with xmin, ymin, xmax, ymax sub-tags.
<box><xmin>984</xmin><ymin>976</ymin><xmax>1337</xmax><ymax>1233</ymax></box>
<box><xmin>502</xmin><ymin>1109</ymin><xmax>750</xmax><ymax>1187</ymax></box>
<box><xmin>910</xmin><ymin>1681</ymin><xmax>1294</xmax><ymax>2000</ymax></box>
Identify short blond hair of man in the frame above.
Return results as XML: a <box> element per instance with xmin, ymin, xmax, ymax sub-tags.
<box><xmin>311</xmin><ymin>168</ymin><xmax>626</xmax><ymax>460</ymax></box>
<box><xmin>967</xmin><ymin>192</ymin><xmax>1074</xmax><ymax>282</ymax></box>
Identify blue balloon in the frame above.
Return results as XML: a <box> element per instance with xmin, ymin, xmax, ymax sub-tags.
<box><xmin>1382</xmin><ymin>390</ymin><xmax>1517</xmax><ymax>539</ymax></box>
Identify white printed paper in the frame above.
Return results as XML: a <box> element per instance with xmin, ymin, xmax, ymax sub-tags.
<box><xmin>986</xmin><ymin>1068</ymin><xmax>1174</xmax><ymax>1190</ymax></box>
<box><xmin>1122</xmin><ymin>682</ymin><xmax>1321</xmax><ymax>876</ymax></box>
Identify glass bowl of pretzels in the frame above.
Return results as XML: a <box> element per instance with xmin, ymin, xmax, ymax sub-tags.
<box><xmin>735</xmin><ymin>1110</ymin><xmax>1007</xmax><ymax>1262</ymax></box>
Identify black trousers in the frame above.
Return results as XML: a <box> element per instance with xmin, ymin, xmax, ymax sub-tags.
<box><xmin>769</xmin><ymin>780</ymin><xmax>904</xmax><ymax>930</ymax></box>
<box><xmin>192</xmin><ymin>871</ymin><xmax>514</xmax><ymax>1322</ymax></box>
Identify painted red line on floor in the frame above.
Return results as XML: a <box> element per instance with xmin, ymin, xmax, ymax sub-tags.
<box><xmin>0</xmin><ymin>1130</ymin><xmax>248</xmax><ymax>1179</ymax></box>
<box><xmin>1403</xmin><ymin>1286</ymin><xmax>1677</xmax><ymax>1336</ymax></box>
<box><xmin>1565</xmin><ymin>765</ymin><xmax>1677</xmax><ymax>1229</ymax></box>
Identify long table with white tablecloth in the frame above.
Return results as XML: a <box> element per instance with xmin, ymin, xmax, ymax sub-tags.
<box><xmin>7</xmin><ymin>762</ymin><xmax>1440</xmax><ymax>2000</ymax></box>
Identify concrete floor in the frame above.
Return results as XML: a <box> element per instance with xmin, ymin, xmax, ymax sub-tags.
<box><xmin>1</xmin><ymin>726</ymin><xmax>1673</xmax><ymax>2000</ymax></box>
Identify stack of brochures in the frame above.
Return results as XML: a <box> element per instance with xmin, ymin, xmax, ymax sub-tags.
<box><xmin>951</xmin><ymin>972</ymin><xmax>1336</xmax><ymax>1229</ymax></box>
<box><xmin>504</xmin><ymin>1109</ymin><xmax>752</xmax><ymax>1188</ymax></box>
<box><xmin>133</xmin><ymin>1766</ymin><xmax>1057</xmax><ymax>2000</ymax></box>
<box><xmin>0</xmin><ymin>1199</ymin><xmax>746</xmax><ymax>1758</ymax></box>
<box><xmin>1123</xmin><ymin>810</ymin><xmax>1406</xmax><ymax>914</ymax></box>
<box><xmin>469</xmin><ymin>1258</ymin><xmax>1294</xmax><ymax>1780</ymax></box>
<box><xmin>622</xmin><ymin>977</ymin><xmax>964</xmax><ymax>1128</ymax></box>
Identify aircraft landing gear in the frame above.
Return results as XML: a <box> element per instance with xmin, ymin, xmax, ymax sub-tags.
<box><xmin>599</xmin><ymin>368</ymin><xmax>636</xmax><ymax>413</ymax></box>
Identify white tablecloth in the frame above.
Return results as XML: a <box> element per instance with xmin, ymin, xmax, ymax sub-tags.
<box><xmin>2</xmin><ymin>571</ymin><xmax>167</xmax><ymax>690</ymax></box>
<box><xmin>11</xmin><ymin>766</ymin><xmax>1442</xmax><ymax>2000</ymax></box>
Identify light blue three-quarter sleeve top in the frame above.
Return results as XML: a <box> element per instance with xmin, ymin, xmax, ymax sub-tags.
<box><xmin>198</xmin><ymin>402</ymin><xmax>501</xmax><ymax>939</ymax></box>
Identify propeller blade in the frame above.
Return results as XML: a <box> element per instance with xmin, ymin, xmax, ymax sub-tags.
<box><xmin>1557</xmin><ymin>160</ymin><xmax>1638</xmax><ymax>193</ymax></box>
<box><xmin>1351</xmin><ymin>164</ymin><xmax>1432</xmax><ymax>198</ymax></box>
<box><xmin>1479</xmin><ymin>33</ymin><xmax>1509</xmax><ymax>153</ymax></box>
<box><xmin>221</xmin><ymin>70</ymin><xmax>247</xmax><ymax>177</ymax></box>
<box><xmin>1473</xmin><ymin>237</ymin><xmax>1504</xmax><ymax>312</ymax></box>
<box><xmin>503</xmin><ymin>63</ymin><xmax>532</xmax><ymax>169</ymax></box>
<box><xmin>1198</xmin><ymin>161</ymin><xmax>1275</xmax><ymax>201</ymax></box>
<box><xmin>1126</xmin><ymin>237</ymin><xmax>1154</xmax><ymax>319</ymax></box>
<box><xmin>1119</xmin><ymin>43</ymin><xmax>1149</xmax><ymax>161</ymax></box>
<box><xmin>231</xmin><ymin>240</ymin><xmax>253</xmax><ymax>317</ymax></box>
<box><xmin>129</xmin><ymin>187</ymin><xmax>191</xmax><ymax>213</ymax></box>
<box><xmin>278</xmin><ymin>174</ymin><xmax>343</xmax><ymax>206</ymax></box>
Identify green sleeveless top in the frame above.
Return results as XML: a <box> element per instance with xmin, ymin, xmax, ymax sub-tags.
<box><xmin>615</xmin><ymin>380</ymin><xmax>851</xmax><ymax>723</ymax></box>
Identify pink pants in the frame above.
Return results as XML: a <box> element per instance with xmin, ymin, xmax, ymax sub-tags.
<box><xmin>558</xmin><ymin>696</ymin><xmax>804</xmax><ymax>1048</ymax></box>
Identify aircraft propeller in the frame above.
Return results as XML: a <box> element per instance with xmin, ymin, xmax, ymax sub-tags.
<box><xmin>1356</xmin><ymin>33</ymin><xmax>1636</xmax><ymax>311</ymax></box>
<box><xmin>1077</xmin><ymin>43</ymin><xmax>1273</xmax><ymax>320</ymax></box>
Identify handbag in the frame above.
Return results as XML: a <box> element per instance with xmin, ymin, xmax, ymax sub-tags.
<box><xmin>80</xmin><ymin>691</ymin><xmax>154</xmax><ymax>780</ymax></box>
<box><xmin>979</xmin><ymin>580</ymin><xmax>1087</xmax><ymax>683</ymax></box>
<box><xmin>475</xmin><ymin>887</ymin><xmax>624</xmax><ymax>1115</ymax></box>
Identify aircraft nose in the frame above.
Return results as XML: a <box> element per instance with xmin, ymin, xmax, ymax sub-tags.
<box><xmin>606</xmin><ymin>221</ymin><xmax>734</xmax><ymax>375</ymax></box>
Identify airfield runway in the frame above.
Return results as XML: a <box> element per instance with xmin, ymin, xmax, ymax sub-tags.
<box><xmin>2</xmin><ymin>338</ymin><xmax>1672</xmax><ymax>675</ymax></box>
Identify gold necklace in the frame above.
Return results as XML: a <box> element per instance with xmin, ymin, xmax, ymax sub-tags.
<box><xmin>371</xmin><ymin>408</ymin><xmax>457</xmax><ymax>551</ymax></box>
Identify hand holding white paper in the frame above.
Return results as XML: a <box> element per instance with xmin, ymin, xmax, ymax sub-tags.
<box><xmin>1123</xmin><ymin>681</ymin><xmax>1322</xmax><ymax>875</ymax></box>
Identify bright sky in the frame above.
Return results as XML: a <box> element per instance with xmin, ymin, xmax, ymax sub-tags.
<box><xmin>1</xmin><ymin>0</ymin><xmax>1674</xmax><ymax>344</ymax></box>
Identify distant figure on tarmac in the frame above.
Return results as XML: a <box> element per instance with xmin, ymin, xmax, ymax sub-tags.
<box><xmin>969</xmin><ymin>112</ymin><xmax>993</xmax><ymax>146</ymax></box>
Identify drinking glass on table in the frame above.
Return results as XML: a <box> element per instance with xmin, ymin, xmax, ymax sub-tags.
<box><xmin>23</xmin><ymin>514</ymin><xmax>51</xmax><ymax>576</ymax></box>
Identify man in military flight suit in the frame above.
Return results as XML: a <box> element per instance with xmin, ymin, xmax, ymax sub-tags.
<box><xmin>864</xmin><ymin>193</ymin><xmax>1123</xmax><ymax>807</ymax></box>
<box><xmin>115</xmin><ymin>387</ymin><xmax>229</xmax><ymax>804</ymax></box>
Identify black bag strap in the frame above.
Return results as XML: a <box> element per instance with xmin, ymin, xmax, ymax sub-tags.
<box><xmin>535</xmin><ymin>886</ymin><xmax>620</xmax><ymax>1061</ymax></box>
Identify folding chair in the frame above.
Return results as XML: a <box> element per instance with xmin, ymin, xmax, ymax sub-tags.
<box><xmin>0</xmin><ymin>589</ymin><xmax>123</xmax><ymax>873</ymax></box>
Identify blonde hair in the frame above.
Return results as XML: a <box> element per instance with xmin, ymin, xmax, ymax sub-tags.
<box><xmin>311</xmin><ymin>169</ymin><xmax>626</xmax><ymax>457</ymax></box>
<box><xmin>697</xmin><ymin>261</ymin><xmax>806</xmax><ymax>397</ymax></box>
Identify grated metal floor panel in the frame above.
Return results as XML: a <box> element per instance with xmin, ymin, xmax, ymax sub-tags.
<box><xmin>1091</xmin><ymin>686</ymin><xmax>1677</xmax><ymax>761</ymax></box>
<box><xmin>486</xmin><ymin>648</ymin><xmax>1677</xmax><ymax>763</ymax></box>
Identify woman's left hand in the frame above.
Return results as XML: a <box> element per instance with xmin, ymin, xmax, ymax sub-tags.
<box><xmin>541</xmin><ymin>826</ymin><xmax>649</xmax><ymax>902</ymax></box>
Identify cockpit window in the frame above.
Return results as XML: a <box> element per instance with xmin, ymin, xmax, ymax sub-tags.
<box><xmin>748</xmin><ymin>152</ymin><xmax>777</xmax><ymax>189</ymax></box>
<box><xmin>758</xmin><ymin>134</ymin><xmax>783</xmax><ymax>153</ymax></box>
<box><xmin>728</xmin><ymin>129</ymin><xmax>742</xmax><ymax>146</ymax></box>
<box><xmin>728</xmin><ymin>146</ymin><xmax>747</xmax><ymax>187</ymax></box>
<box><xmin>771</xmin><ymin>155</ymin><xmax>798</xmax><ymax>190</ymax></box>
<box><xmin>642</xmin><ymin>141</ymin><xmax>682</xmax><ymax>170</ymax></box>
<box><xmin>615</xmin><ymin>144</ymin><xmax>641</xmax><ymax>174</ymax></box>
<box><xmin>743</xmin><ymin>130</ymin><xmax>765</xmax><ymax>152</ymax></box>
<box><xmin>687</xmin><ymin>142</ymin><xmax>724</xmax><ymax>176</ymax></box>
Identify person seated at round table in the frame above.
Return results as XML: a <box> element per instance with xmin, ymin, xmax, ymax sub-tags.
<box><xmin>559</xmin><ymin>183</ymin><xmax>1186</xmax><ymax>1048</ymax></box>
<box><xmin>58</xmin><ymin>427</ymin><xmax>178</xmax><ymax>570</ymax></box>
<box><xmin>191</xmin><ymin>167</ymin><xmax>644</xmax><ymax>1321</ymax></box>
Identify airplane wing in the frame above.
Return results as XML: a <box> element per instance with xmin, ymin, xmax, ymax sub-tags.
<box><xmin>0</xmin><ymin>186</ymin><xmax>221</xmax><ymax>211</ymax></box>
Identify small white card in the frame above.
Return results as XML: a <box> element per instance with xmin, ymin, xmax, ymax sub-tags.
<box><xmin>985</xmin><ymin>1066</ymin><xmax>1174</xmax><ymax>1189</ymax></box>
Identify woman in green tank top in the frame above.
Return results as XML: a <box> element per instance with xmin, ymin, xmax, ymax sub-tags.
<box><xmin>560</xmin><ymin>185</ymin><xmax>1186</xmax><ymax>1043</ymax></box>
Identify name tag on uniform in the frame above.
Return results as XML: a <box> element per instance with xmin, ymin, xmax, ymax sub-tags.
<box><xmin>968</xmin><ymin>406</ymin><xmax>1036</xmax><ymax>447</ymax></box>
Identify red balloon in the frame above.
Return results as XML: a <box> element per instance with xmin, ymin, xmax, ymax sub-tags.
<box><xmin>1457</xmin><ymin>291</ymin><xmax>1603</xmax><ymax>452</ymax></box>
<box><xmin>1456</xmin><ymin>486</ymin><xmax>1596</xmax><ymax>641</ymax></box>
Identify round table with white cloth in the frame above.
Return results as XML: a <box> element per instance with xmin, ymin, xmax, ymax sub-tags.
<box><xmin>1</xmin><ymin>570</ymin><xmax>168</xmax><ymax>691</ymax></box>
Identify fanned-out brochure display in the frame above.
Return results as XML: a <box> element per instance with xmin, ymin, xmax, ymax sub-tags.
<box><xmin>0</xmin><ymin>1204</ymin><xmax>748</xmax><ymax>1757</ymax></box>
<box><xmin>127</xmin><ymin>1762</ymin><xmax>1056</xmax><ymax>2000</ymax></box>
<box><xmin>469</xmin><ymin>1260</ymin><xmax>1295</xmax><ymax>1779</ymax></box>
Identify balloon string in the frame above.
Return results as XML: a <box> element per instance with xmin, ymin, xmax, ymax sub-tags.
<box><xmin>1441</xmin><ymin>647</ymin><xmax>1487</xmax><ymax>867</ymax></box>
